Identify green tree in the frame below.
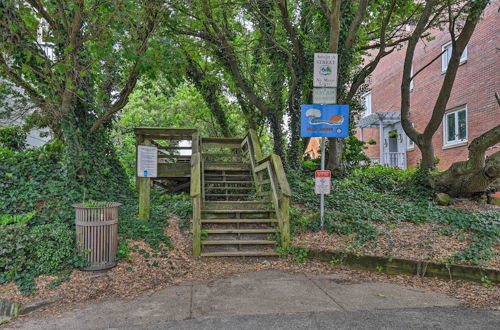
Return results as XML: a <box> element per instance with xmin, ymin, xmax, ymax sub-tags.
<box><xmin>162</xmin><ymin>0</ymin><xmax>428</xmax><ymax>172</ymax></box>
<box><xmin>399</xmin><ymin>0</ymin><xmax>497</xmax><ymax>196</ymax></box>
<box><xmin>0</xmin><ymin>0</ymin><xmax>175</xmax><ymax>192</ymax></box>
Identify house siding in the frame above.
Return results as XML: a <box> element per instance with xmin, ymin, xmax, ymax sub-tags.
<box><xmin>359</xmin><ymin>4</ymin><xmax>499</xmax><ymax>169</ymax></box>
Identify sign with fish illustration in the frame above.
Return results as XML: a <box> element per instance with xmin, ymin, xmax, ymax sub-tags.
<box><xmin>300</xmin><ymin>104</ymin><xmax>349</xmax><ymax>138</ymax></box>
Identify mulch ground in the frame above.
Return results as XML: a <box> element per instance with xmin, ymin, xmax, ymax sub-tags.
<box><xmin>293</xmin><ymin>222</ymin><xmax>500</xmax><ymax>270</ymax></box>
<box><xmin>1</xmin><ymin>214</ymin><xmax>499</xmax><ymax>325</ymax></box>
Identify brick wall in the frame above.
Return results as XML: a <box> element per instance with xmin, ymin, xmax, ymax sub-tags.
<box><xmin>358</xmin><ymin>4</ymin><xmax>499</xmax><ymax>169</ymax></box>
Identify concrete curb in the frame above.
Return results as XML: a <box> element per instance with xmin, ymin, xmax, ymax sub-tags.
<box><xmin>0</xmin><ymin>299</ymin><xmax>20</xmax><ymax>322</ymax></box>
<box><xmin>0</xmin><ymin>297</ymin><xmax>61</xmax><ymax>323</ymax></box>
<box><xmin>307</xmin><ymin>249</ymin><xmax>500</xmax><ymax>283</ymax></box>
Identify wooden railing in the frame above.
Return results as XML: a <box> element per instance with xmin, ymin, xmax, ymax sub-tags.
<box><xmin>241</xmin><ymin>130</ymin><xmax>291</xmax><ymax>249</ymax></box>
<box><xmin>191</xmin><ymin>130</ymin><xmax>203</xmax><ymax>256</ymax></box>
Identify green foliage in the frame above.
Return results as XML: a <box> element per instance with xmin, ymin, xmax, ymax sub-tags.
<box><xmin>117</xmin><ymin>239</ymin><xmax>132</xmax><ymax>263</ymax></box>
<box><xmin>113</xmin><ymin>81</ymin><xmax>245</xmax><ymax>185</ymax></box>
<box><xmin>0</xmin><ymin>145</ymin><xmax>172</xmax><ymax>293</ymax></box>
<box><xmin>159</xmin><ymin>193</ymin><xmax>192</xmax><ymax>220</ymax></box>
<box><xmin>0</xmin><ymin>212</ymin><xmax>35</xmax><ymax>225</ymax></box>
<box><xmin>27</xmin><ymin>223</ymin><xmax>76</xmax><ymax>275</ymax></box>
<box><xmin>200</xmin><ymin>230</ymin><xmax>208</xmax><ymax>241</ymax></box>
<box><xmin>119</xmin><ymin>201</ymin><xmax>172</xmax><ymax>251</ymax></box>
<box><xmin>0</xmin><ymin>221</ymin><xmax>81</xmax><ymax>295</ymax></box>
<box><xmin>278</xmin><ymin>246</ymin><xmax>308</xmax><ymax>263</ymax></box>
<box><xmin>0</xmin><ymin>127</ymin><xmax>26</xmax><ymax>151</ymax></box>
<box><xmin>288</xmin><ymin>166</ymin><xmax>500</xmax><ymax>265</ymax></box>
<box><xmin>82</xmin><ymin>201</ymin><xmax>109</xmax><ymax>207</ymax></box>
<box><xmin>342</xmin><ymin>136</ymin><xmax>371</xmax><ymax>172</ymax></box>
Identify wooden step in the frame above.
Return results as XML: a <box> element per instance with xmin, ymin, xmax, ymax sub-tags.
<box><xmin>205</xmin><ymin>194</ymin><xmax>253</xmax><ymax>197</ymax></box>
<box><xmin>205</xmin><ymin>163</ymin><xmax>251</xmax><ymax>171</ymax></box>
<box><xmin>203</xmin><ymin>201</ymin><xmax>272</xmax><ymax>211</ymax></box>
<box><xmin>203</xmin><ymin>153</ymin><xmax>243</xmax><ymax>158</ymax></box>
<box><xmin>205</xmin><ymin>180</ymin><xmax>254</xmax><ymax>184</ymax></box>
<box><xmin>201</xmin><ymin>219</ymin><xmax>278</xmax><ymax>224</ymax></box>
<box><xmin>201</xmin><ymin>240</ymin><xmax>276</xmax><ymax>245</ymax></box>
<box><xmin>200</xmin><ymin>251</ymin><xmax>280</xmax><ymax>257</ymax></box>
<box><xmin>204</xmin><ymin>200</ymin><xmax>270</xmax><ymax>204</ymax></box>
<box><xmin>205</xmin><ymin>229</ymin><xmax>278</xmax><ymax>234</ymax></box>
<box><xmin>205</xmin><ymin>187</ymin><xmax>255</xmax><ymax>191</ymax></box>
<box><xmin>202</xmin><ymin>209</ymin><xmax>275</xmax><ymax>213</ymax></box>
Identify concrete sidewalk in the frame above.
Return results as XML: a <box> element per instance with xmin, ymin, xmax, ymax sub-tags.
<box><xmin>7</xmin><ymin>270</ymin><xmax>486</xmax><ymax>329</ymax></box>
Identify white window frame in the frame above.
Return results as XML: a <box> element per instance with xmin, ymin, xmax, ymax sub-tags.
<box><xmin>441</xmin><ymin>41</ymin><xmax>467</xmax><ymax>72</ymax></box>
<box><xmin>443</xmin><ymin>105</ymin><xmax>468</xmax><ymax>148</ymax></box>
<box><xmin>362</xmin><ymin>92</ymin><xmax>372</xmax><ymax>117</ymax></box>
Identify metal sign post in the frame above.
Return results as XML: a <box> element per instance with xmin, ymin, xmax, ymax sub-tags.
<box><xmin>319</xmin><ymin>142</ymin><xmax>326</xmax><ymax>227</ymax></box>
<box><xmin>301</xmin><ymin>53</ymin><xmax>348</xmax><ymax>229</ymax></box>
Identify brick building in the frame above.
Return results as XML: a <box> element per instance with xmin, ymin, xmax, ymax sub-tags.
<box><xmin>357</xmin><ymin>4</ymin><xmax>499</xmax><ymax>170</ymax></box>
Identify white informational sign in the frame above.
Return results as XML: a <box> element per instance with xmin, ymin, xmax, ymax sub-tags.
<box><xmin>313</xmin><ymin>88</ymin><xmax>337</xmax><ymax>104</ymax></box>
<box><xmin>313</xmin><ymin>53</ymin><xmax>338</xmax><ymax>88</ymax></box>
<box><xmin>137</xmin><ymin>145</ymin><xmax>158</xmax><ymax>178</ymax></box>
<box><xmin>315</xmin><ymin>170</ymin><xmax>331</xmax><ymax>195</ymax></box>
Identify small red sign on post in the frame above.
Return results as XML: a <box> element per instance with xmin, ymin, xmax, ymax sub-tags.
<box><xmin>315</xmin><ymin>170</ymin><xmax>331</xmax><ymax>195</ymax></box>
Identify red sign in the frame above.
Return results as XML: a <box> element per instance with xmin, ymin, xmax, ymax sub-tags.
<box><xmin>315</xmin><ymin>170</ymin><xmax>331</xmax><ymax>194</ymax></box>
<box><xmin>315</xmin><ymin>170</ymin><xmax>331</xmax><ymax>178</ymax></box>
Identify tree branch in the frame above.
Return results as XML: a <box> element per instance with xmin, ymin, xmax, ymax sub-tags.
<box><xmin>90</xmin><ymin>10</ymin><xmax>157</xmax><ymax>132</ymax></box>
<box><xmin>344</xmin><ymin>0</ymin><xmax>370</xmax><ymax>52</ymax></box>
<box><xmin>400</xmin><ymin>0</ymin><xmax>438</xmax><ymax>143</ymax></box>
<box><xmin>431</xmin><ymin>124</ymin><xmax>500</xmax><ymax>189</ymax></box>
<box><xmin>25</xmin><ymin>0</ymin><xmax>63</xmax><ymax>32</ymax></box>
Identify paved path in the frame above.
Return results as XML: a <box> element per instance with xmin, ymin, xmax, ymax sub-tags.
<box><xmin>7</xmin><ymin>271</ymin><xmax>499</xmax><ymax>329</ymax></box>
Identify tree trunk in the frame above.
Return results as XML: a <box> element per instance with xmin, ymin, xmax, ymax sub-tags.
<box><xmin>326</xmin><ymin>0</ymin><xmax>343</xmax><ymax>175</ymax></box>
<box><xmin>269</xmin><ymin>110</ymin><xmax>287</xmax><ymax>165</ymax></box>
<box><xmin>287</xmin><ymin>93</ymin><xmax>302</xmax><ymax>169</ymax></box>
<box><xmin>430</xmin><ymin>124</ymin><xmax>500</xmax><ymax>197</ymax></box>
<box><xmin>418</xmin><ymin>137</ymin><xmax>436</xmax><ymax>170</ymax></box>
<box><xmin>328</xmin><ymin>139</ymin><xmax>344</xmax><ymax>176</ymax></box>
<box><xmin>61</xmin><ymin>101</ymin><xmax>128</xmax><ymax>199</ymax></box>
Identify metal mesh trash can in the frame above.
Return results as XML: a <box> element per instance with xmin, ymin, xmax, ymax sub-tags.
<box><xmin>72</xmin><ymin>202</ymin><xmax>121</xmax><ymax>270</ymax></box>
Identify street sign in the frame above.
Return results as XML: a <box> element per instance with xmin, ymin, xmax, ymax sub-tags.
<box><xmin>313</xmin><ymin>88</ymin><xmax>337</xmax><ymax>104</ymax></box>
<box><xmin>313</xmin><ymin>53</ymin><xmax>338</xmax><ymax>87</ymax></box>
<box><xmin>315</xmin><ymin>170</ymin><xmax>331</xmax><ymax>194</ymax></box>
<box><xmin>301</xmin><ymin>104</ymin><xmax>349</xmax><ymax>138</ymax></box>
<box><xmin>137</xmin><ymin>145</ymin><xmax>158</xmax><ymax>178</ymax></box>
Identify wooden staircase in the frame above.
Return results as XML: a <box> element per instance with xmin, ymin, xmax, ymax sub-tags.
<box><xmin>133</xmin><ymin>127</ymin><xmax>290</xmax><ymax>257</ymax></box>
<box><xmin>191</xmin><ymin>131</ymin><xmax>291</xmax><ymax>257</ymax></box>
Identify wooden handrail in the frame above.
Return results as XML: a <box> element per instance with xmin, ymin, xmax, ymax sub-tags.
<box><xmin>191</xmin><ymin>130</ymin><xmax>202</xmax><ymax>256</ymax></box>
<box><xmin>242</xmin><ymin>130</ymin><xmax>290</xmax><ymax>249</ymax></box>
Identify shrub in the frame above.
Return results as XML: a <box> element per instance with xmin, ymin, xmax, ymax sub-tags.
<box><xmin>0</xmin><ymin>220</ymin><xmax>77</xmax><ymax>294</ymax></box>
<box><xmin>28</xmin><ymin>223</ymin><xmax>75</xmax><ymax>275</ymax></box>
<box><xmin>0</xmin><ymin>145</ymin><xmax>172</xmax><ymax>293</ymax></box>
<box><xmin>0</xmin><ymin>223</ymin><xmax>31</xmax><ymax>282</ymax></box>
<box><xmin>288</xmin><ymin>166</ymin><xmax>499</xmax><ymax>265</ymax></box>
<box><xmin>0</xmin><ymin>126</ymin><xmax>27</xmax><ymax>151</ymax></box>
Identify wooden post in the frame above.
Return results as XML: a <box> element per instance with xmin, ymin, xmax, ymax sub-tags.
<box><xmin>138</xmin><ymin>139</ymin><xmax>152</xmax><ymax>221</ymax></box>
<box><xmin>138</xmin><ymin>177</ymin><xmax>151</xmax><ymax>221</ymax></box>
<box><xmin>280</xmin><ymin>195</ymin><xmax>290</xmax><ymax>249</ymax></box>
<box><xmin>270</xmin><ymin>154</ymin><xmax>291</xmax><ymax>250</ymax></box>
<box><xmin>192</xmin><ymin>197</ymin><xmax>201</xmax><ymax>256</ymax></box>
<box><xmin>191</xmin><ymin>152</ymin><xmax>202</xmax><ymax>256</ymax></box>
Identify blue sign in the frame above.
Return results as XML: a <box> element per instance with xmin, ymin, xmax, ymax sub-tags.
<box><xmin>301</xmin><ymin>104</ymin><xmax>349</xmax><ymax>138</ymax></box>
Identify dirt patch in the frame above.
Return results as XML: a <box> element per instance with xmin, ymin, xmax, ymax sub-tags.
<box><xmin>293</xmin><ymin>222</ymin><xmax>500</xmax><ymax>270</ymax></box>
<box><xmin>443</xmin><ymin>199</ymin><xmax>500</xmax><ymax>212</ymax></box>
<box><xmin>1</xmin><ymin>215</ymin><xmax>499</xmax><ymax>324</ymax></box>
